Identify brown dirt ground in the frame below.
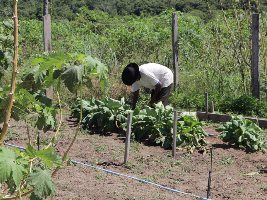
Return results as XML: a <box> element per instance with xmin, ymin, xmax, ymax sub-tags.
<box><xmin>4</xmin><ymin>115</ymin><xmax>267</xmax><ymax>200</ymax></box>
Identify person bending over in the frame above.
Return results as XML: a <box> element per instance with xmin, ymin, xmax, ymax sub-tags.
<box><xmin>121</xmin><ymin>63</ymin><xmax>173</xmax><ymax>109</ymax></box>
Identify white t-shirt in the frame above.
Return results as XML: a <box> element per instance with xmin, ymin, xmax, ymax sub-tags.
<box><xmin>131</xmin><ymin>63</ymin><xmax>173</xmax><ymax>92</ymax></box>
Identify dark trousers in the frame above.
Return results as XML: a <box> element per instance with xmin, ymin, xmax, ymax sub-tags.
<box><xmin>151</xmin><ymin>84</ymin><xmax>173</xmax><ymax>106</ymax></box>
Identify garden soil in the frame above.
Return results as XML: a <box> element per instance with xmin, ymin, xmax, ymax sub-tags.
<box><xmin>5</xmin><ymin>115</ymin><xmax>267</xmax><ymax>200</ymax></box>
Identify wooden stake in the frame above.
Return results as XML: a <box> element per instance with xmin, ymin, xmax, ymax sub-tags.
<box><xmin>251</xmin><ymin>13</ymin><xmax>260</xmax><ymax>99</ymax></box>
<box><xmin>172</xmin><ymin>12</ymin><xmax>179</xmax><ymax>91</ymax></box>
<box><xmin>207</xmin><ymin>147</ymin><xmax>213</xmax><ymax>199</ymax></box>
<box><xmin>124</xmin><ymin>112</ymin><xmax>133</xmax><ymax>164</ymax></box>
<box><xmin>43</xmin><ymin>14</ymin><xmax>52</xmax><ymax>52</ymax></box>
<box><xmin>211</xmin><ymin>101</ymin><xmax>214</xmax><ymax>113</ymax></box>
<box><xmin>172</xmin><ymin>110</ymin><xmax>177</xmax><ymax>158</ymax></box>
<box><xmin>205</xmin><ymin>92</ymin><xmax>209</xmax><ymax>114</ymax></box>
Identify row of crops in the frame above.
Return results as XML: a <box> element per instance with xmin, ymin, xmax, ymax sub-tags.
<box><xmin>71</xmin><ymin>97</ymin><xmax>267</xmax><ymax>152</ymax></box>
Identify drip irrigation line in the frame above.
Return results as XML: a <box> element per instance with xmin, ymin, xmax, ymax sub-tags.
<box><xmin>3</xmin><ymin>142</ymin><xmax>211</xmax><ymax>200</ymax></box>
<box><xmin>71</xmin><ymin>160</ymin><xmax>210</xmax><ymax>200</ymax></box>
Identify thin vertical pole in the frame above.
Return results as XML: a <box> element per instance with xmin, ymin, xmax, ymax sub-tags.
<box><xmin>172</xmin><ymin>12</ymin><xmax>179</xmax><ymax>91</ymax></box>
<box><xmin>43</xmin><ymin>0</ymin><xmax>49</xmax><ymax>16</ymax></box>
<box><xmin>43</xmin><ymin>0</ymin><xmax>53</xmax><ymax>98</ymax></box>
<box><xmin>211</xmin><ymin>101</ymin><xmax>214</xmax><ymax>113</ymax></box>
<box><xmin>205</xmin><ymin>92</ymin><xmax>209</xmax><ymax>114</ymax></box>
<box><xmin>207</xmin><ymin>147</ymin><xmax>213</xmax><ymax>199</ymax></box>
<box><xmin>172</xmin><ymin>110</ymin><xmax>177</xmax><ymax>158</ymax></box>
<box><xmin>37</xmin><ymin>130</ymin><xmax>40</xmax><ymax>150</ymax></box>
<box><xmin>43</xmin><ymin>0</ymin><xmax>52</xmax><ymax>52</ymax></box>
<box><xmin>124</xmin><ymin>112</ymin><xmax>133</xmax><ymax>164</ymax></box>
<box><xmin>251</xmin><ymin>13</ymin><xmax>260</xmax><ymax>99</ymax></box>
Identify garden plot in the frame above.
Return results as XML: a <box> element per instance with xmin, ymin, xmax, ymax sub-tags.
<box><xmin>5</xmin><ymin>114</ymin><xmax>266</xmax><ymax>200</ymax></box>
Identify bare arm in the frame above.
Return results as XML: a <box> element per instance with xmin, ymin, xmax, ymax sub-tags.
<box><xmin>131</xmin><ymin>90</ymin><xmax>139</xmax><ymax>110</ymax></box>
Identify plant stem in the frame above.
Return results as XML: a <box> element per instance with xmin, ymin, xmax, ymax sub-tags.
<box><xmin>46</xmin><ymin>89</ymin><xmax>63</xmax><ymax>148</ymax></box>
<box><xmin>52</xmin><ymin>85</ymin><xmax>83</xmax><ymax>177</ymax></box>
<box><xmin>0</xmin><ymin>0</ymin><xmax>19</xmax><ymax>145</ymax></box>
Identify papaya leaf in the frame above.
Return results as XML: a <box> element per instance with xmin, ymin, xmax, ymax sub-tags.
<box><xmin>0</xmin><ymin>147</ymin><xmax>25</xmax><ymax>187</ymax></box>
<box><xmin>27</xmin><ymin>169</ymin><xmax>55</xmax><ymax>199</ymax></box>
<box><xmin>36</xmin><ymin>148</ymin><xmax>62</xmax><ymax>168</ymax></box>
<box><xmin>61</xmin><ymin>65</ymin><xmax>84</xmax><ymax>93</ymax></box>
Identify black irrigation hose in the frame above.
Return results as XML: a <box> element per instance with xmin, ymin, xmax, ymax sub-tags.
<box><xmin>4</xmin><ymin>142</ymin><xmax>211</xmax><ymax>200</ymax></box>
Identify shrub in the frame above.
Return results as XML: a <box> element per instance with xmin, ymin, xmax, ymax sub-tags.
<box><xmin>217</xmin><ymin>116</ymin><xmax>266</xmax><ymax>152</ymax></box>
<box><xmin>218</xmin><ymin>95</ymin><xmax>267</xmax><ymax>118</ymax></box>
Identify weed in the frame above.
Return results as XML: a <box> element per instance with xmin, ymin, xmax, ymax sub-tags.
<box><xmin>6</xmin><ymin>129</ymin><xmax>20</xmax><ymax>140</ymax></box>
<box><xmin>220</xmin><ymin>156</ymin><xmax>235</xmax><ymax>165</ymax></box>
<box><xmin>95</xmin><ymin>173</ymin><xmax>105</xmax><ymax>180</ymax></box>
<box><xmin>123</xmin><ymin>161</ymin><xmax>136</xmax><ymax>170</ymax></box>
<box><xmin>131</xmin><ymin>141</ymin><xmax>141</xmax><ymax>153</ymax></box>
<box><xmin>94</xmin><ymin>144</ymin><xmax>108</xmax><ymax>153</ymax></box>
<box><xmin>171</xmin><ymin>160</ymin><xmax>183</xmax><ymax>167</ymax></box>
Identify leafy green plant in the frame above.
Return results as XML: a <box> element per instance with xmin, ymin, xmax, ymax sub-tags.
<box><xmin>0</xmin><ymin>146</ymin><xmax>61</xmax><ymax>199</ymax></box>
<box><xmin>217</xmin><ymin>116</ymin><xmax>266</xmax><ymax>151</ymax></box>
<box><xmin>21</xmin><ymin>53</ymin><xmax>108</xmax><ymax>95</ymax></box>
<box><xmin>72</xmin><ymin>97</ymin><xmax>130</xmax><ymax>133</ymax></box>
<box><xmin>0</xmin><ymin>87</ymin><xmax>56</xmax><ymax>132</ymax></box>
<box><xmin>176</xmin><ymin>115</ymin><xmax>207</xmax><ymax>152</ymax></box>
<box><xmin>0</xmin><ymin>20</ymin><xmax>13</xmax><ymax>82</ymax></box>
<box><xmin>170</xmin><ymin>92</ymin><xmax>204</xmax><ymax>111</ymax></box>
<box><xmin>75</xmin><ymin>98</ymin><xmax>208</xmax><ymax>151</ymax></box>
<box><xmin>131</xmin><ymin>103</ymin><xmax>173</xmax><ymax>148</ymax></box>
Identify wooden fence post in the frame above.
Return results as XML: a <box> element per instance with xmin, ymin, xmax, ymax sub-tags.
<box><xmin>172</xmin><ymin>12</ymin><xmax>179</xmax><ymax>91</ymax></box>
<box><xmin>124</xmin><ymin>112</ymin><xmax>133</xmax><ymax>164</ymax></box>
<box><xmin>205</xmin><ymin>92</ymin><xmax>209</xmax><ymax>114</ymax></box>
<box><xmin>172</xmin><ymin>110</ymin><xmax>177</xmax><ymax>158</ymax></box>
<box><xmin>43</xmin><ymin>14</ymin><xmax>52</xmax><ymax>52</ymax></box>
<box><xmin>251</xmin><ymin>13</ymin><xmax>260</xmax><ymax>99</ymax></box>
<box><xmin>211</xmin><ymin>101</ymin><xmax>214</xmax><ymax>113</ymax></box>
<box><xmin>43</xmin><ymin>0</ymin><xmax>52</xmax><ymax>52</ymax></box>
<box><xmin>43</xmin><ymin>0</ymin><xmax>53</xmax><ymax>99</ymax></box>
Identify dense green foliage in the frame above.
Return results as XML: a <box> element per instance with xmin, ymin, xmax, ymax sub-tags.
<box><xmin>0</xmin><ymin>20</ymin><xmax>13</xmax><ymax>81</ymax></box>
<box><xmin>72</xmin><ymin>98</ymin><xmax>207</xmax><ymax>151</ymax></box>
<box><xmin>218</xmin><ymin>95</ymin><xmax>267</xmax><ymax>117</ymax></box>
<box><xmin>1</xmin><ymin>7</ymin><xmax>267</xmax><ymax>115</ymax></box>
<box><xmin>0</xmin><ymin>146</ymin><xmax>61</xmax><ymax>199</ymax></box>
<box><xmin>176</xmin><ymin>115</ymin><xmax>207</xmax><ymax>152</ymax></box>
<box><xmin>1</xmin><ymin>0</ymin><xmax>266</xmax><ymax>20</ymax></box>
<box><xmin>72</xmin><ymin>98</ymin><xmax>130</xmax><ymax>133</ymax></box>
<box><xmin>217</xmin><ymin>116</ymin><xmax>266</xmax><ymax>151</ymax></box>
<box><xmin>0</xmin><ymin>52</ymin><xmax>108</xmax><ymax>132</ymax></box>
<box><xmin>131</xmin><ymin>103</ymin><xmax>174</xmax><ymax>148</ymax></box>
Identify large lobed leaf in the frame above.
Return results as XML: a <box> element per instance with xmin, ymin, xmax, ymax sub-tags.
<box><xmin>0</xmin><ymin>147</ymin><xmax>25</xmax><ymax>187</ymax></box>
<box><xmin>27</xmin><ymin>169</ymin><xmax>55</xmax><ymax>199</ymax></box>
<box><xmin>25</xmin><ymin>146</ymin><xmax>62</xmax><ymax>168</ymax></box>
